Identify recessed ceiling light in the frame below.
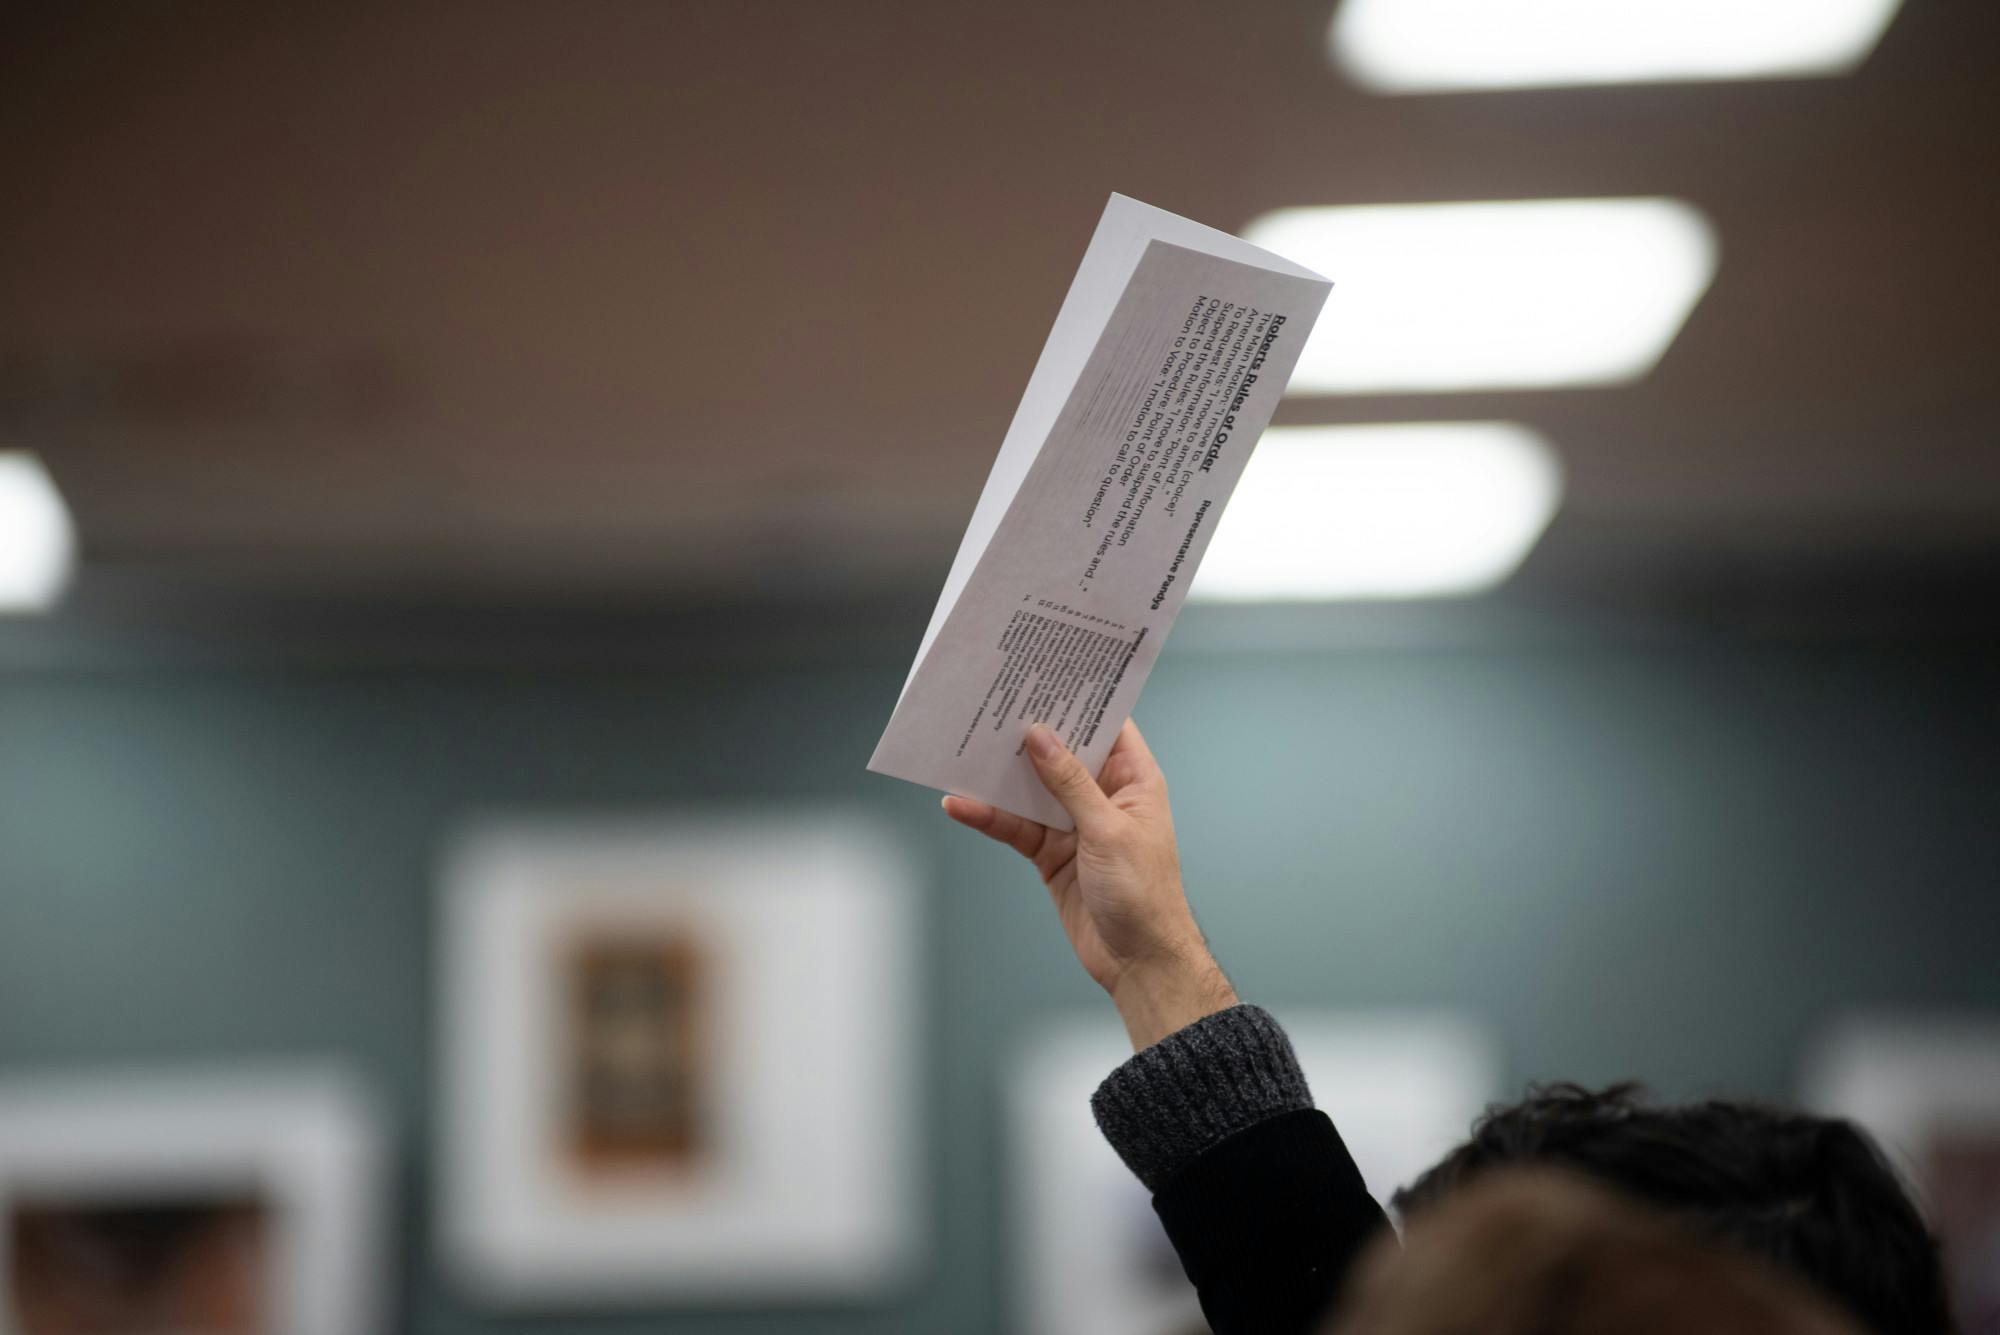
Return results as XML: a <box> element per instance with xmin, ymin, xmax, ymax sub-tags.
<box><xmin>1192</xmin><ymin>423</ymin><xmax>1561</xmax><ymax>602</ymax></box>
<box><xmin>0</xmin><ymin>451</ymin><xmax>78</xmax><ymax>612</ymax></box>
<box><xmin>1243</xmin><ymin>198</ymin><xmax>1717</xmax><ymax>394</ymax></box>
<box><xmin>1331</xmin><ymin>0</ymin><xmax>1905</xmax><ymax>93</ymax></box>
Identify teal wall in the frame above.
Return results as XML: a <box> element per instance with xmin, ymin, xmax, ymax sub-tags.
<box><xmin>2</xmin><ymin>617</ymin><xmax>1996</xmax><ymax>1333</ymax></box>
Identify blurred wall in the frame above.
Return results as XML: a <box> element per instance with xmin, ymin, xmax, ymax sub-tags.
<box><xmin>1</xmin><ymin>615</ymin><xmax>1997</xmax><ymax>1335</ymax></box>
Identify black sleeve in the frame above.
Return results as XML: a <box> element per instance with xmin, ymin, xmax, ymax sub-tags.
<box><xmin>1089</xmin><ymin>1005</ymin><xmax>1393</xmax><ymax>1335</ymax></box>
<box><xmin>1153</xmin><ymin>1107</ymin><xmax>1390</xmax><ymax>1335</ymax></box>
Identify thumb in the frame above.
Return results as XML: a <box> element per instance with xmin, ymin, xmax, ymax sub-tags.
<box><xmin>1026</xmin><ymin>725</ymin><xmax>1118</xmax><ymax>835</ymax></box>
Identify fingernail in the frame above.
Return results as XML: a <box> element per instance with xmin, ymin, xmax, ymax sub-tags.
<box><xmin>1027</xmin><ymin>725</ymin><xmax>1060</xmax><ymax>760</ymax></box>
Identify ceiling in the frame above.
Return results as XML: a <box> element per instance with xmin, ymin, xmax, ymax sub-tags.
<box><xmin>3</xmin><ymin>0</ymin><xmax>1997</xmax><ymax>605</ymax></box>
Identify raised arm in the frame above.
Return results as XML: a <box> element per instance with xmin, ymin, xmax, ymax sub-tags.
<box><xmin>943</xmin><ymin>720</ymin><xmax>1390</xmax><ymax>1335</ymax></box>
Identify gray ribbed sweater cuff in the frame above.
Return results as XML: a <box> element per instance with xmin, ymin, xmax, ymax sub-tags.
<box><xmin>1089</xmin><ymin>1003</ymin><xmax>1313</xmax><ymax>1192</ymax></box>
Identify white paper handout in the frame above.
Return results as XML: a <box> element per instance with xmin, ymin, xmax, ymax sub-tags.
<box><xmin>869</xmin><ymin>194</ymin><xmax>1332</xmax><ymax>828</ymax></box>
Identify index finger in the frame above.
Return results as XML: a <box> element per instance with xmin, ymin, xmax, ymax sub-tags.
<box><xmin>941</xmin><ymin>793</ymin><xmax>1051</xmax><ymax>862</ymax></box>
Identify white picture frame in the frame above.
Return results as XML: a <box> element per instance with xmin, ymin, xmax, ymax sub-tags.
<box><xmin>1010</xmin><ymin>1010</ymin><xmax>1501</xmax><ymax>1335</ymax></box>
<box><xmin>1803</xmin><ymin>1016</ymin><xmax>2000</xmax><ymax>1330</ymax></box>
<box><xmin>437</xmin><ymin>812</ymin><xmax>920</xmax><ymax>1305</ymax></box>
<box><xmin>0</xmin><ymin>1065</ymin><xmax>387</xmax><ymax>1335</ymax></box>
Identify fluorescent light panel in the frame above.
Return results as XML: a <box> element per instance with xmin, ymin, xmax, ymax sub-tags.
<box><xmin>1332</xmin><ymin>0</ymin><xmax>1905</xmax><ymax>93</ymax></box>
<box><xmin>1192</xmin><ymin>423</ymin><xmax>1561</xmax><ymax>602</ymax></box>
<box><xmin>0</xmin><ymin>451</ymin><xmax>77</xmax><ymax>612</ymax></box>
<box><xmin>1243</xmin><ymin>198</ymin><xmax>1716</xmax><ymax>394</ymax></box>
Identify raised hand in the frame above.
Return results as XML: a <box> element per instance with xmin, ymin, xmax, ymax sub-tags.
<box><xmin>942</xmin><ymin>718</ymin><xmax>1236</xmax><ymax>1049</ymax></box>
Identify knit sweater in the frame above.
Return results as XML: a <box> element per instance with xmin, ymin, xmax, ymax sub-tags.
<box><xmin>1087</xmin><ymin>1004</ymin><xmax>1390</xmax><ymax>1335</ymax></box>
<box><xmin>1091</xmin><ymin>1003</ymin><xmax>1315</xmax><ymax>1190</ymax></box>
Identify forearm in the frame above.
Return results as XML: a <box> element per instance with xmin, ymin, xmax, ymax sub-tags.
<box><xmin>1091</xmin><ymin>1004</ymin><xmax>1391</xmax><ymax>1335</ymax></box>
<box><xmin>1156</xmin><ymin>1109</ymin><xmax>1388</xmax><ymax>1335</ymax></box>
<box><xmin>1110</xmin><ymin>943</ymin><xmax>1239</xmax><ymax>1051</ymax></box>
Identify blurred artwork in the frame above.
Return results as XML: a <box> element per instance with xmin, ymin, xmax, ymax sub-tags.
<box><xmin>0</xmin><ymin>1068</ymin><xmax>385</xmax><ymax>1335</ymax></box>
<box><xmin>565</xmin><ymin>931</ymin><xmax>707</xmax><ymax>1177</ymax></box>
<box><xmin>439</xmin><ymin>815</ymin><xmax>918</xmax><ymax>1304</ymax></box>
<box><xmin>1805</xmin><ymin>1019</ymin><xmax>2000</xmax><ymax>1335</ymax></box>
<box><xmin>1010</xmin><ymin>1012</ymin><xmax>1501</xmax><ymax>1335</ymax></box>
<box><xmin>8</xmin><ymin>1197</ymin><xmax>270</xmax><ymax>1334</ymax></box>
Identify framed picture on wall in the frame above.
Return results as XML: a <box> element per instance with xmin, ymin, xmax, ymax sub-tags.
<box><xmin>1804</xmin><ymin>1018</ymin><xmax>2000</xmax><ymax>1335</ymax></box>
<box><xmin>0</xmin><ymin>1066</ymin><xmax>386</xmax><ymax>1335</ymax></box>
<box><xmin>1009</xmin><ymin>1011</ymin><xmax>1501</xmax><ymax>1335</ymax></box>
<box><xmin>437</xmin><ymin>813</ymin><xmax>920</xmax><ymax>1304</ymax></box>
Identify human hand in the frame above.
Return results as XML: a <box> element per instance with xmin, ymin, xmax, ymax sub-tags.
<box><xmin>942</xmin><ymin>719</ymin><xmax>1236</xmax><ymax>1050</ymax></box>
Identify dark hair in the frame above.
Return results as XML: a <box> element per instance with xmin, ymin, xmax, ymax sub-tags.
<box><xmin>1392</xmin><ymin>1083</ymin><xmax>1953</xmax><ymax>1335</ymax></box>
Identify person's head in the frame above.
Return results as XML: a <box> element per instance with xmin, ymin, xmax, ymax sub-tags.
<box><xmin>1332</xmin><ymin>1169</ymin><xmax>1863</xmax><ymax>1335</ymax></box>
<box><xmin>1393</xmin><ymin>1083</ymin><xmax>1952</xmax><ymax>1335</ymax></box>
